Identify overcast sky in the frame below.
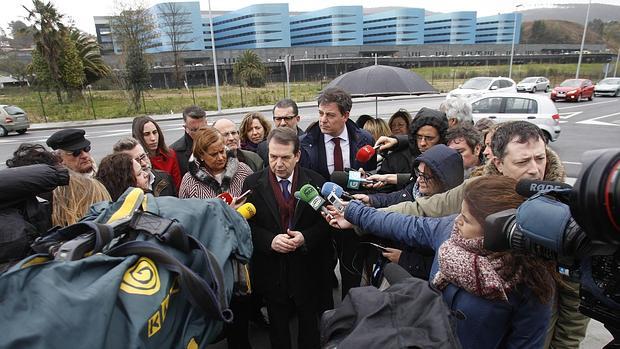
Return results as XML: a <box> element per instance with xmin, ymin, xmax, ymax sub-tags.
<box><xmin>2</xmin><ymin>0</ymin><xmax>616</xmax><ymax>35</ymax></box>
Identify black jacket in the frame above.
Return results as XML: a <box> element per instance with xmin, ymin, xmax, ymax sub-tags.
<box><xmin>170</xmin><ymin>132</ymin><xmax>193</xmax><ymax>176</ymax></box>
<box><xmin>0</xmin><ymin>165</ymin><xmax>69</xmax><ymax>271</ymax></box>
<box><xmin>242</xmin><ymin>166</ymin><xmax>333</xmax><ymax>304</ymax></box>
<box><xmin>321</xmin><ymin>266</ymin><xmax>461</xmax><ymax>349</ymax></box>
<box><xmin>300</xmin><ymin>120</ymin><xmax>376</xmax><ymax>180</ymax></box>
<box><xmin>152</xmin><ymin>169</ymin><xmax>177</xmax><ymax>197</ymax></box>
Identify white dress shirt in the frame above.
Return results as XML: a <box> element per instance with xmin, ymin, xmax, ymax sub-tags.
<box><xmin>324</xmin><ymin>127</ymin><xmax>350</xmax><ymax>174</ymax></box>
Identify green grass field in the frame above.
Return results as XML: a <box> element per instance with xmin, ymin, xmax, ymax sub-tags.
<box><xmin>0</xmin><ymin>62</ymin><xmax>612</xmax><ymax>123</ymax></box>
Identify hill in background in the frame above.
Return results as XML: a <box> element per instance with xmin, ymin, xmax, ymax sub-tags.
<box><xmin>521</xmin><ymin>19</ymin><xmax>620</xmax><ymax>50</ymax></box>
<box><xmin>521</xmin><ymin>3</ymin><xmax>620</xmax><ymax>24</ymax></box>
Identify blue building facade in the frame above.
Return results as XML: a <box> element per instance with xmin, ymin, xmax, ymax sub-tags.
<box><xmin>95</xmin><ymin>2</ymin><xmax>523</xmax><ymax>52</ymax></box>
<box><xmin>147</xmin><ymin>1</ymin><xmax>205</xmax><ymax>54</ymax></box>
<box><xmin>363</xmin><ymin>8</ymin><xmax>425</xmax><ymax>45</ymax></box>
<box><xmin>290</xmin><ymin>6</ymin><xmax>363</xmax><ymax>47</ymax></box>
<box><xmin>476</xmin><ymin>13</ymin><xmax>522</xmax><ymax>44</ymax></box>
<box><xmin>424</xmin><ymin>11</ymin><xmax>476</xmax><ymax>44</ymax></box>
<box><xmin>204</xmin><ymin>4</ymin><xmax>290</xmax><ymax>49</ymax></box>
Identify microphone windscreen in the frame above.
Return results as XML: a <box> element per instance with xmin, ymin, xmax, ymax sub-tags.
<box><xmin>298</xmin><ymin>183</ymin><xmax>321</xmax><ymax>203</ymax></box>
<box><xmin>237</xmin><ymin>203</ymin><xmax>257</xmax><ymax>219</ymax></box>
<box><xmin>217</xmin><ymin>192</ymin><xmax>234</xmax><ymax>205</ymax></box>
<box><xmin>330</xmin><ymin>171</ymin><xmax>349</xmax><ymax>187</ymax></box>
<box><xmin>321</xmin><ymin>182</ymin><xmax>344</xmax><ymax>198</ymax></box>
<box><xmin>355</xmin><ymin>145</ymin><xmax>375</xmax><ymax>164</ymax></box>
<box><xmin>515</xmin><ymin>179</ymin><xmax>572</xmax><ymax>198</ymax></box>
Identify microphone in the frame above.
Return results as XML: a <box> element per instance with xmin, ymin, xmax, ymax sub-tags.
<box><xmin>320</xmin><ymin>183</ymin><xmax>347</xmax><ymax>213</ymax></box>
<box><xmin>217</xmin><ymin>192</ymin><xmax>234</xmax><ymax>205</ymax></box>
<box><xmin>355</xmin><ymin>145</ymin><xmax>376</xmax><ymax>164</ymax></box>
<box><xmin>331</xmin><ymin>171</ymin><xmax>373</xmax><ymax>190</ymax></box>
<box><xmin>295</xmin><ymin>183</ymin><xmax>334</xmax><ymax>219</ymax></box>
<box><xmin>516</xmin><ymin>179</ymin><xmax>572</xmax><ymax>198</ymax></box>
<box><xmin>237</xmin><ymin>203</ymin><xmax>257</xmax><ymax>219</ymax></box>
<box><xmin>321</xmin><ymin>182</ymin><xmax>353</xmax><ymax>201</ymax></box>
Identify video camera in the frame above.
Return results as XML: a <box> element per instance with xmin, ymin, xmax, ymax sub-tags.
<box><xmin>483</xmin><ymin>148</ymin><xmax>620</xmax><ymax>344</ymax></box>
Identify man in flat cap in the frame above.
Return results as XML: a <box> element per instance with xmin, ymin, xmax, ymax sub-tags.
<box><xmin>46</xmin><ymin>128</ymin><xmax>95</xmax><ymax>175</ymax></box>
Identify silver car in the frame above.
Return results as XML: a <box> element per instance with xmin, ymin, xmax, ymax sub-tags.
<box><xmin>594</xmin><ymin>78</ymin><xmax>620</xmax><ymax>97</ymax></box>
<box><xmin>516</xmin><ymin>76</ymin><xmax>550</xmax><ymax>93</ymax></box>
<box><xmin>0</xmin><ymin>105</ymin><xmax>30</xmax><ymax>136</ymax></box>
<box><xmin>470</xmin><ymin>93</ymin><xmax>561</xmax><ymax>142</ymax></box>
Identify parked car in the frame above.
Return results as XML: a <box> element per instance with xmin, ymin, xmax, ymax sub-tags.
<box><xmin>446</xmin><ymin>76</ymin><xmax>517</xmax><ymax>100</ymax></box>
<box><xmin>0</xmin><ymin>105</ymin><xmax>30</xmax><ymax>137</ymax></box>
<box><xmin>594</xmin><ymin>77</ymin><xmax>620</xmax><ymax>97</ymax></box>
<box><xmin>516</xmin><ymin>76</ymin><xmax>550</xmax><ymax>93</ymax></box>
<box><xmin>550</xmin><ymin>78</ymin><xmax>595</xmax><ymax>102</ymax></box>
<box><xmin>470</xmin><ymin>93</ymin><xmax>561</xmax><ymax>142</ymax></box>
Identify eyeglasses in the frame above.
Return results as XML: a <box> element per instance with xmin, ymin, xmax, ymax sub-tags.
<box><xmin>414</xmin><ymin>167</ymin><xmax>434</xmax><ymax>181</ymax></box>
<box><xmin>273</xmin><ymin>115</ymin><xmax>297</xmax><ymax>122</ymax></box>
<box><xmin>221</xmin><ymin>130</ymin><xmax>239</xmax><ymax>137</ymax></box>
<box><xmin>135</xmin><ymin>152</ymin><xmax>149</xmax><ymax>163</ymax></box>
<box><xmin>184</xmin><ymin>125</ymin><xmax>201</xmax><ymax>133</ymax></box>
<box><xmin>415</xmin><ymin>134</ymin><xmax>438</xmax><ymax>143</ymax></box>
<box><xmin>65</xmin><ymin>146</ymin><xmax>91</xmax><ymax>157</ymax></box>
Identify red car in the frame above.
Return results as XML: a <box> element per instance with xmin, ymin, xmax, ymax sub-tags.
<box><xmin>551</xmin><ymin>79</ymin><xmax>595</xmax><ymax>102</ymax></box>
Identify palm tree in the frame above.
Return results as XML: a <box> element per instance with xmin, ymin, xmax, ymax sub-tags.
<box><xmin>69</xmin><ymin>28</ymin><xmax>111</xmax><ymax>85</ymax></box>
<box><xmin>23</xmin><ymin>0</ymin><xmax>66</xmax><ymax>103</ymax></box>
<box><xmin>233</xmin><ymin>50</ymin><xmax>267</xmax><ymax>88</ymax></box>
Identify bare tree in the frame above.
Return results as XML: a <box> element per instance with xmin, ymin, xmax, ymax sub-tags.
<box><xmin>111</xmin><ymin>1</ymin><xmax>158</xmax><ymax>111</ymax></box>
<box><xmin>157</xmin><ymin>2</ymin><xmax>194</xmax><ymax>89</ymax></box>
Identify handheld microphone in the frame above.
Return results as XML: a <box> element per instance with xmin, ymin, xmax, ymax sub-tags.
<box><xmin>515</xmin><ymin>179</ymin><xmax>572</xmax><ymax>198</ymax></box>
<box><xmin>296</xmin><ymin>184</ymin><xmax>334</xmax><ymax>219</ymax></box>
<box><xmin>331</xmin><ymin>171</ymin><xmax>373</xmax><ymax>190</ymax></box>
<box><xmin>355</xmin><ymin>145</ymin><xmax>376</xmax><ymax>164</ymax></box>
<box><xmin>217</xmin><ymin>192</ymin><xmax>234</xmax><ymax>205</ymax></box>
<box><xmin>321</xmin><ymin>182</ymin><xmax>353</xmax><ymax>200</ymax></box>
<box><xmin>237</xmin><ymin>203</ymin><xmax>257</xmax><ymax>219</ymax></box>
<box><xmin>320</xmin><ymin>183</ymin><xmax>346</xmax><ymax>213</ymax></box>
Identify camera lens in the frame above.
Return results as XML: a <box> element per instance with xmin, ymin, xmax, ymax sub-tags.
<box><xmin>571</xmin><ymin>149</ymin><xmax>620</xmax><ymax>244</ymax></box>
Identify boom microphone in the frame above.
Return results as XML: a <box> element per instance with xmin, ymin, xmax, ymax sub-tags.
<box><xmin>237</xmin><ymin>203</ymin><xmax>257</xmax><ymax>219</ymax></box>
<box><xmin>516</xmin><ymin>179</ymin><xmax>573</xmax><ymax>198</ymax></box>
<box><xmin>296</xmin><ymin>184</ymin><xmax>333</xmax><ymax>219</ymax></box>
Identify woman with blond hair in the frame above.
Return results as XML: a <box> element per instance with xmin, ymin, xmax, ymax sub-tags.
<box><xmin>362</xmin><ymin>117</ymin><xmax>391</xmax><ymax>142</ymax></box>
<box><xmin>52</xmin><ymin>172</ymin><xmax>111</xmax><ymax>227</ymax></box>
<box><xmin>239</xmin><ymin>112</ymin><xmax>271</xmax><ymax>153</ymax></box>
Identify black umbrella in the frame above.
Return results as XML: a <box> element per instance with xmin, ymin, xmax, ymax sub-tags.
<box><xmin>323</xmin><ymin>64</ymin><xmax>438</xmax><ymax>117</ymax></box>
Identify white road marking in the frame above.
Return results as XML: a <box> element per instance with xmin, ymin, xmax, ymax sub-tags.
<box><xmin>576</xmin><ymin>111</ymin><xmax>620</xmax><ymax>126</ymax></box>
<box><xmin>563</xmin><ymin>161</ymin><xmax>582</xmax><ymax>165</ymax></box>
<box><xmin>559</xmin><ymin>111</ymin><xmax>582</xmax><ymax>120</ymax></box>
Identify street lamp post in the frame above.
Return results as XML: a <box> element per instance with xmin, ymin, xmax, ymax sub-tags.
<box><xmin>508</xmin><ymin>4</ymin><xmax>523</xmax><ymax>79</ymax></box>
<box><xmin>576</xmin><ymin>0</ymin><xmax>592</xmax><ymax>79</ymax></box>
<box><xmin>207</xmin><ymin>0</ymin><xmax>222</xmax><ymax>113</ymax></box>
<box><xmin>614</xmin><ymin>48</ymin><xmax>620</xmax><ymax>77</ymax></box>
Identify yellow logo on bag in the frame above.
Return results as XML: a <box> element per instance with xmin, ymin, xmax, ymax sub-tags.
<box><xmin>120</xmin><ymin>257</ymin><xmax>160</xmax><ymax>295</ymax></box>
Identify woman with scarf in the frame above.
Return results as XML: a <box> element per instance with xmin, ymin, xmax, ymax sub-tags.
<box><xmin>239</xmin><ymin>112</ymin><xmax>271</xmax><ymax>153</ymax></box>
<box><xmin>179</xmin><ymin>126</ymin><xmax>252</xmax><ymax>199</ymax></box>
<box><xmin>328</xmin><ymin>175</ymin><xmax>557</xmax><ymax>349</ymax></box>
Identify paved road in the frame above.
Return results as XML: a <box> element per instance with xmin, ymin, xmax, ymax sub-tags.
<box><xmin>0</xmin><ymin>94</ymin><xmax>618</xmax><ymax>346</ymax></box>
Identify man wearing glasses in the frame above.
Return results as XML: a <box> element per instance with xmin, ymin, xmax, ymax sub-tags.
<box><xmin>170</xmin><ymin>105</ymin><xmax>207</xmax><ymax>176</ymax></box>
<box><xmin>112</xmin><ymin>137</ymin><xmax>177</xmax><ymax>197</ymax></box>
<box><xmin>213</xmin><ymin>118</ymin><xmax>263</xmax><ymax>171</ymax></box>
<box><xmin>257</xmin><ymin>99</ymin><xmax>306</xmax><ymax>164</ymax></box>
<box><xmin>46</xmin><ymin>128</ymin><xmax>95</xmax><ymax>175</ymax></box>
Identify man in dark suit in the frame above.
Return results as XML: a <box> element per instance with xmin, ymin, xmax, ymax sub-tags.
<box><xmin>299</xmin><ymin>87</ymin><xmax>376</xmax><ymax>299</ymax></box>
<box><xmin>170</xmin><ymin>105</ymin><xmax>207</xmax><ymax>176</ymax></box>
<box><xmin>242</xmin><ymin>128</ymin><xmax>332</xmax><ymax>349</ymax></box>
